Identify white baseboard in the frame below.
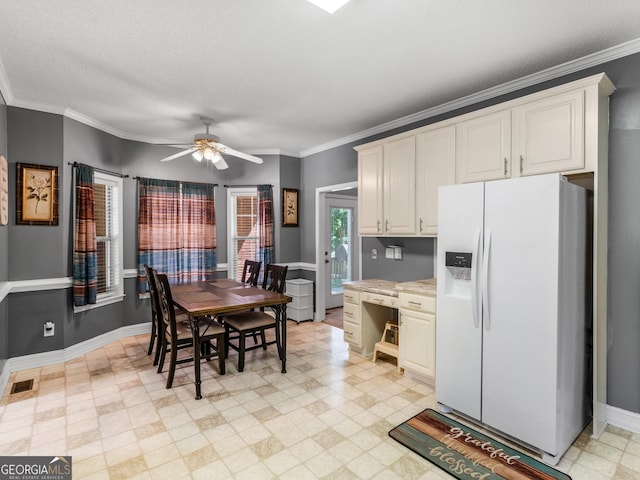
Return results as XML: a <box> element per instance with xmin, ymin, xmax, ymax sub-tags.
<box><xmin>606</xmin><ymin>404</ymin><xmax>640</xmax><ymax>435</ymax></box>
<box><xmin>0</xmin><ymin>323</ymin><xmax>151</xmax><ymax>397</ymax></box>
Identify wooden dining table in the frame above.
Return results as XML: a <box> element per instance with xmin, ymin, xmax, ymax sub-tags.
<box><xmin>171</xmin><ymin>278</ymin><xmax>292</xmax><ymax>400</ymax></box>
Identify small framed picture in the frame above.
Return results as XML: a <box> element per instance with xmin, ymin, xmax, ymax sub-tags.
<box><xmin>16</xmin><ymin>162</ymin><xmax>59</xmax><ymax>226</ymax></box>
<box><xmin>282</xmin><ymin>188</ymin><xmax>299</xmax><ymax>227</ymax></box>
<box><xmin>0</xmin><ymin>155</ymin><xmax>8</xmax><ymax>226</ymax></box>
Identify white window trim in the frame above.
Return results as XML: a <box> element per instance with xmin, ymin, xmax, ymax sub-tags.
<box><xmin>73</xmin><ymin>171</ymin><xmax>125</xmax><ymax>313</ymax></box>
<box><xmin>227</xmin><ymin>187</ymin><xmax>258</xmax><ymax>282</ymax></box>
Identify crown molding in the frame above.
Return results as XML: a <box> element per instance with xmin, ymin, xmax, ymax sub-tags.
<box><xmin>299</xmin><ymin>37</ymin><xmax>640</xmax><ymax>158</ymax></box>
<box><xmin>63</xmin><ymin>108</ymin><xmax>179</xmax><ymax>145</ymax></box>
<box><xmin>0</xmin><ymin>60</ymin><xmax>13</xmax><ymax>105</ymax></box>
<box><xmin>1</xmin><ymin>38</ymin><xmax>640</xmax><ymax>157</ymax></box>
<box><xmin>243</xmin><ymin>148</ymin><xmax>300</xmax><ymax>158</ymax></box>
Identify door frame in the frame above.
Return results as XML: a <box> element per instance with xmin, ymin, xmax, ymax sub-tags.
<box><xmin>315</xmin><ymin>181</ymin><xmax>359</xmax><ymax>321</ymax></box>
<box><xmin>324</xmin><ymin>193</ymin><xmax>358</xmax><ymax>309</ymax></box>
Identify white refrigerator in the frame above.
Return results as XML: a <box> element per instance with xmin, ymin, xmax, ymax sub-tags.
<box><xmin>436</xmin><ymin>173</ymin><xmax>588</xmax><ymax>465</ymax></box>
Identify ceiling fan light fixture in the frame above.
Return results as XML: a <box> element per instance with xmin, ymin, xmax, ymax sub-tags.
<box><xmin>192</xmin><ymin>149</ymin><xmax>204</xmax><ymax>161</ymax></box>
<box><xmin>203</xmin><ymin>147</ymin><xmax>215</xmax><ymax>160</ymax></box>
<box><xmin>306</xmin><ymin>0</ymin><xmax>350</xmax><ymax>13</ymax></box>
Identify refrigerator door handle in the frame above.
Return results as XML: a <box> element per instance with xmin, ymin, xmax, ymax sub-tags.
<box><xmin>483</xmin><ymin>228</ymin><xmax>492</xmax><ymax>331</ymax></box>
<box><xmin>471</xmin><ymin>228</ymin><xmax>482</xmax><ymax>328</ymax></box>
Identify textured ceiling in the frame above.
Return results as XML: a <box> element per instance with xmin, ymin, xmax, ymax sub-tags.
<box><xmin>1</xmin><ymin>0</ymin><xmax>640</xmax><ymax>157</ymax></box>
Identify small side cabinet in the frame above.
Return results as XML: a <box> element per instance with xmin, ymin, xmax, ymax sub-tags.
<box><xmin>285</xmin><ymin>279</ymin><xmax>314</xmax><ymax>323</ymax></box>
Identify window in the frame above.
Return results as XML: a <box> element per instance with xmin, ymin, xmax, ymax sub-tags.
<box><xmin>94</xmin><ymin>172</ymin><xmax>123</xmax><ymax>301</ymax></box>
<box><xmin>228</xmin><ymin>188</ymin><xmax>259</xmax><ymax>281</ymax></box>
<box><xmin>74</xmin><ymin>171</ymin><xmax>123</xmax><ymax>312</ymax></box>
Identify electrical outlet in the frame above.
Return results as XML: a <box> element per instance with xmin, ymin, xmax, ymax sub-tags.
<box><xmin>371</xmin><ymin>248</ymin><xmax>377</xmax><ymax>260</ymax></box>
<box><xmin>44</xmin><ymin>321</ymin><xmax>55</xmax><ymax>337</ymax></box>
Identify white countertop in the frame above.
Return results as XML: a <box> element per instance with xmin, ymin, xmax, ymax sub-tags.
<box><xmin>343</xmin><ymin>278</ymin><xmax>436</xmax><ymax>297</ymax></box>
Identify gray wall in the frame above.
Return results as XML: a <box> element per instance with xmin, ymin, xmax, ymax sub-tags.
<box><xmin>279</xmin><ymin>155</ymin><xmax>301</xmax><ymax>264</ymax></box>
<box><xmin>7</xmin><ymin>109</ymin><xmax>64</xmax><ymax>280</ymax></box>
<box><xmin>362</xmin><ymin>237</ymin><xmax>435</xmax><ymax>282</ymax></box>
<box><xmin>0</xmin><ymin>94</ymin><xmax>7</xmax><ymax>370</ymax></box>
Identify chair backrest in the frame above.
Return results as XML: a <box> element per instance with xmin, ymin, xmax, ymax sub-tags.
<box><xmin>262</xmin><ymin>264</ymin><xmax>288</xmax><ymax>293</ymax></box>
<box><xmin>241</xmin><ymin>260</ymin><xmax>261</xmax><ymax>286</ymax></box>
<box><xmin>153</xmin><ymin>271</ymin><xmax>179</xmax><ymax>344</ymax></box>
<box><xmin>144</xmin><ymin>265</ymin><xmax>161</xmax><ymax>321</ymax></box>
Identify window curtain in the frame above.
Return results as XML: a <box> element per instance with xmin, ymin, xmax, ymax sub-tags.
<box><xmin>137</xmin><ymin>178</ymin><xmax>217</xmax><ymax>293</ymax></box>
<box><xmin>73</xmin><ymin>164</ymin><xmax>97</xmax><ymax>306</ymax></box>
<box><xmin>181</xmin><ymin>181</ymin><xmax>217</xmax><ymax>282</ymax></box>
<box><xmin>257</xmin><ymin>184</ymin><xmax>275</xmax><ymax>266</ymax></box>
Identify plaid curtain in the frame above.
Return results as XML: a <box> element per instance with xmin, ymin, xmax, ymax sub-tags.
<box><xmin>73</xmin><ymin>164</ymin><xmax>97</xmax><ymax>306</ymax></box>
<box><xmin>137</xmin><ymin>178</ymin><xmax>217</xmax><ymax>293</ymax></box>
<box><xmin>257</xmin><ymin>184</ymin><xmax>275</xmax><ymax>266</ymax></box>
<box><xmin>180</xmin><ymin>181</ymin><xmax>217</xmax><ymax>282</ymax></box>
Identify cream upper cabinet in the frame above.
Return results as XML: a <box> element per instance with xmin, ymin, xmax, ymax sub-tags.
<box><xmin>383</xmin><ymin>137</ymin><xmax>416</xmax><ymax>235</ymax></box>
<box><xmin>416</xmin><ymin>126</ymin><xmax>455</xmax><ymax>235</ymax></box>
<box><xmin>356</xmin><ymin>137</ymin><xmax>415</xmax><ymax>236</ymax></box>
<box><xmin>357</xmin><ymin>145</ymin><xmax>384</xmax><ymax>235</ymax></box>
<box><xmin>455</xmin><ymin>109</ymin><xmax>512</xmax><ymax>183</ymax></box>
<box><xmin>355</xmin><ymin>73</ymin><xmax>614</xmax><ymax>238</ymax></box>
<box><xmin>514</xmin><ymin>90</ymin><xmax>585</xmax><ymax>176</ymax></box>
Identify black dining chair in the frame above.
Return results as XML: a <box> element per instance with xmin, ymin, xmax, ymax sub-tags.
<box><xmin>241</xmin><ymin>259</ymin><xmax>261</xmax><ymax>286</ymax></box>
<box><xmin>144</xmin><ymin>264</ymin><xmax>159</xmax><ymax>359</ymax></box>
<box><xmin>145</xmin><ymin>264</ymin><xmax>191</xmax><ymax>366</ymax></box>
<box><xmin>224</xmin><ymin>264</ymin><xmax>288</xmax><ymax>372</ymax></box>
<box><xmin>153</xmin><ymin>271</ymin><xmax>226</xmax><ymax>388</ymax></box>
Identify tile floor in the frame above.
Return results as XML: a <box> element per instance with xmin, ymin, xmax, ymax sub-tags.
<box><xmin>0</xmin><ymin>321</ymin><xmax>639</xmax><ymax>479</ymax></box>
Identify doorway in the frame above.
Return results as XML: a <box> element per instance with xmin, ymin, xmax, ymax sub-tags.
<box><xmin>324</xmin><ymin>194</ymin><xmax>358</xmax><ymax>309</ymax></box>
<box><xmin>315</xmin><ymin>181</ymin><xmax>359</xmax><ymax>321</ymax></box>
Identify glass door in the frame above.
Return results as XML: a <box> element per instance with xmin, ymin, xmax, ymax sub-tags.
<box><xmin>325</xmin><ymin>195</ymin><xmax>357</xmax><ymax>309</ymax></box>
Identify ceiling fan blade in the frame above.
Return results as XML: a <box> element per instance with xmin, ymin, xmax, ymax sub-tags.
<box><xmin>212</xmin><ymin>153</ymin><xmax>229</xmax><ymax>170</ymax></box>
<box><xmin>160</xmin><ymin>147</ymin><xmax>197</xmax><ymax>162</ymax></box>
<box><xmin>217</xmin><ymin>144</ymin><xmax>263</xmax><ymax>164</ymax></box>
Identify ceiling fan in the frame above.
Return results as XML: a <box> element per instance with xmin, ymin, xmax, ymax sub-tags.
<box><xmin>158</xmin><ymin>116</ymin><xmax>263</xmax><ymax>170</ymax></box>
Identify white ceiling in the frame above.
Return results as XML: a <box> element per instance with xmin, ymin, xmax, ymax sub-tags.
<box><xmin>1</xmin><ymin>0</ymin><xmax>640</xmax><ymax>158</ymax></box>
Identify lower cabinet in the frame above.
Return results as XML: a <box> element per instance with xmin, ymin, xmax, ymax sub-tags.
<box><xmin>399</xmin><ymin>292</ymin><xmax>436</xmax><ymax>383</ymax></box>
<box><xmin>343</xmin><ymin>289</ymin><xmax>398</xmax><ymax>357</ymax></box>
<box><xmin>343</xmin><ymin>289</ymin><xmax>362</xmax><ymax>349</ymax></box>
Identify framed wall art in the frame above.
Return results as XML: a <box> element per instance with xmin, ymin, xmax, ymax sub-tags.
<box><xmin>16</xmin><ymin>162</ymin><xmax>59</xmax><ymax>226</ymax></box>
<box><xmin>0</xmin><ymin>155</ymin><xmax>7</xmax><ymax>226</ymax></box>
<box><xmin>282</xmin><ymin>187</ymin><xmax>299</xmax><ymax>227</ymax></box>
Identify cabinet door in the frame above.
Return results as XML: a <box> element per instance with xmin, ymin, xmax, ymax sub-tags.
<box><xmin>399</xmin><ymin>309</ymin><xmax>436</xmax><ymax>379</ymax></box>
<box><xmin>383</xmin><ymin>137</ymin><xmax>416</xmax><ymax>234</ymax></box>
<box><xmin>515</xmin><ymin>90</ymin><xmax>585</xmax><ymax>176</ymax></box>
<box><xmin>416</xmin><ymin>126</ymin><xmax>455</xmax><ymax>235</ymax></box>
<box><xmin>357</xmin><ymin>146</ymin><xmax>384</xmax><ymax>235</ymax></box>
<box><xmin>456</xmin><ymin>110</ymin><xmax>511</xmax><ymax>183</ymax></box>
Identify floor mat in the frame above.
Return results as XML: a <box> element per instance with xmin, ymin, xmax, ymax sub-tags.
<box><xmin>390</xmin><ymin>408</ymin><xmax>571</xmax><ymax>480</ymax></box>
